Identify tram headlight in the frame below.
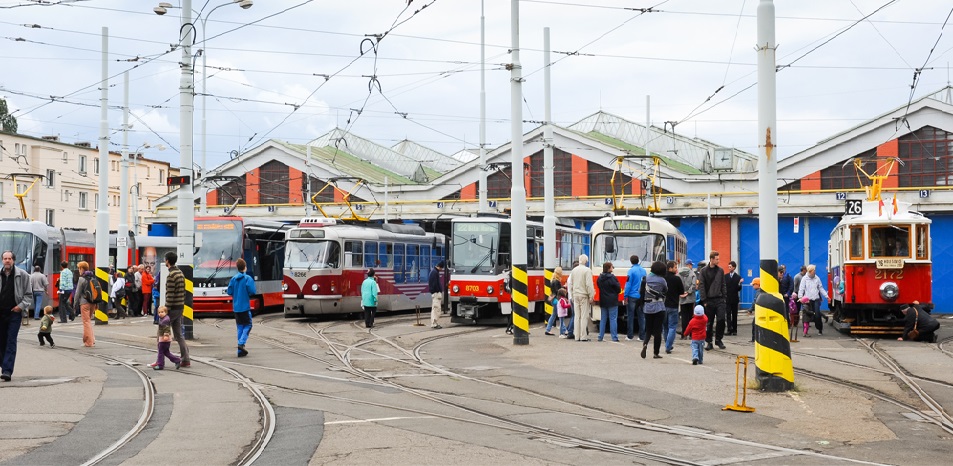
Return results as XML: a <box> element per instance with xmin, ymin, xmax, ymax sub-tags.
<box><xmin>452</xmin><ymin>285</ymin><xmax>460</xmax><ymax>293</ymax></box>
<box><xmin>879</xmin><ymin>282</ymin><xmax>899</xmax><ymax>302</ymax></box>
<box><xmin>486</xmin><ymin>285</ymin><xmax>494</xmax><ymax>295</ymax></box>
<box><xmin>282</xmin><ymin>282</ymin><xmax>288</xmax><ymax>291</ymax></box>
<box><xmin>311</xmin><ymin>284</ymin><xmax>319</xmax><ymax>292</ymax></box>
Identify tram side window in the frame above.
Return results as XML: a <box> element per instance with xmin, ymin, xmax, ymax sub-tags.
<box><xmin>916</xmin><ymin>225</ymin><xmax>929</xmax><ymax>260</ymax></box>
<box><xmin>378</xmin><ymin>243</ymin><xmax>391</xmax><ymax>268</ymax></box>
<box><xmin>406</xmin><ymin>244</ymin><xmax>419</xmax><ymax>283</ymax></box>
<box><xmin>365</xmin><ymin>242</ymin><xmax>378</xmax><ymax>268</ymax></box>
<box><xmin>394</xmin><ymin>243</ymin><xmax>405</xmax><ymax>284</ymax></box>
<box><xmin>259</xmin><ymin>240</ymin><xmax>283</xmax><ymax>281</ymax></box>
<box><xmin>849</xmin><ymin>227</ymin><xmax>864</xmax><ymax>259</ymax></box>
<box><xmin>420</xmin><ymin>245</ymin><xmax>431</xmax><ymax>282</ymax></box>
<box><xmin>344</xmin><ymin>241</ymin><xmax>363</xmax><ymax>268</ymax></box>
<box><xmin>559</xmin><ymin>233</ymin><xmax>572</xmax><ymax>270</ymax></box>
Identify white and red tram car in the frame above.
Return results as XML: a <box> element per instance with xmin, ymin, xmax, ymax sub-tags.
<box><xmin>828</xmin><ymin>199</ymin><xmax>932</xmax><ymax>335</ymax></box>
<box><xmin>283</xmin><ymin>218</ymin><xmax>445</xmax><ymax>317</ymax></box>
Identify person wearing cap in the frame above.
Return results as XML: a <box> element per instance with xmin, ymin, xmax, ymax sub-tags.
<box><xmin>748</xmin><ymin>277</ymin><xmax>762</xmax><ymax>342</ymax></box>
<box><xmin>684</xmin><ymin>305</ymin><xmax>708</xmax><ymax>365</ymax></box>
<box><xmin>898</xmin><ymin>301</ymin><xmax>940</xmax><ymax>342</ymax></box>
<box><xmin>428</xmin><ymin>261</ymin><xmax>446</xmax><ymax>329</ymax></box>
<box><xmin>677</xmin><ymin>260</ymin><xmax>697</xmax><ymax>338</ymax></box>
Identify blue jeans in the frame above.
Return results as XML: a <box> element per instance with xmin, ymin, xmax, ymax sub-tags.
<box><xmin>546</xmin><ymin>310</ymin><xmax>558</xmax><ymax>333</ymax></box>
<box><xmin>0</xmin><ymin>312</ymin><xmax>22</xmax><ymax>376</ymax></box>
<box><xmin>626</xmin><ymin>299</ymin><xmax>645</xmax><ymax>340</ymax></box>
<box><xmin>558</xmin><ymin>316</ymin><xmax>570</xmax><ymax>335</ymax></box>
<box><xmin>599</xmin><ymin>305</ymin><xmax>619</xmax><ymax>341</ymax></box>
<box><xmin>691</xmin><ymin>339</ymin><xmax>705</xmax><ymax>364</ymax></box>
<box><xmin>33</xmin><ymin>292</ymin><xmax>44</xmax><ymax>319</ymax></box>
<box><xmin>664</xmin><ymin>307</ymin><xmax>679</xmax><ymax>352</ymax></box>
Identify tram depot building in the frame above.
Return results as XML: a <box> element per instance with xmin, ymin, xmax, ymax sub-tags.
<box><xmin>151</xmin><ymin>87</ymin><xmax>953</xmax><ymax>313</ymax></box>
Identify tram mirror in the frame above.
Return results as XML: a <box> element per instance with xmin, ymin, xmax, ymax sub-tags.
<box><xmin>605</xmin><ymin>236</ymin><xmax>616</xmax><ymax>254</ymax></box>
<box><xmin>244</xmin><ymin>238</ymin><xmax>253</xmax><ymax>251</ymax></box>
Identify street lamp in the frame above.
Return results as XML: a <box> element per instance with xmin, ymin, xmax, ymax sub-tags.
<box><xmin>155</xmin><ymin>1</ymin><xmax>252</xmax><ymax>216</ymax></box>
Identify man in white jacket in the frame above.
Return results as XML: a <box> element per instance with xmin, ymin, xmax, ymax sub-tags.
<box><xmin>569</xmin><ymin>254</ymin><xmax>595</xmax><ymax>341</ymax></box>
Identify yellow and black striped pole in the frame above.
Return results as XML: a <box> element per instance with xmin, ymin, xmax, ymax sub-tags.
<box><xmin>544</xmin><ymin>268</ymin><xmax>554</xmax><ymax>319</ymax></box>
<box><xmin>94</xmin><ymin>266</ymin><xmax>110</xmax><ymax>325</ymax></box>
<box><xmin>182</xmin><ymin>265</ymin><xmax>194</xmax><ymax>339</ymax></box>
<box><xmin>511</xmin><ymin>266</ymin><xmax>529</xmax><ymax>345</ymax></box>
<box><xmin>754</xmin><ymin>260</ymin><xmax>793</xmax><ymax>391</ymax></box>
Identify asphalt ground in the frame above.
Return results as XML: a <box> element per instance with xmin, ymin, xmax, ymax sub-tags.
<box><xmin>0</xmin><ymin>311</ymin><xmax>951</xmax><ymax>465</ymax></box>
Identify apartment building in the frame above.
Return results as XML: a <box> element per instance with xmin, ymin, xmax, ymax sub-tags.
<box><xmin>0</xmin><ymin>133</ymin><xmax>178</xmax><ymax>235</ymax></box>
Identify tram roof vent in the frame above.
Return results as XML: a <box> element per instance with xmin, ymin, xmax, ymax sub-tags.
<box><xmin>382</xmin><ymin>223</ymin><xmax>425</xmax><ymax>236</ymax></box>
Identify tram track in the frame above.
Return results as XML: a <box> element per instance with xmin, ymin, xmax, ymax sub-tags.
<box><xmin>249</xmin><ymin>314</ymin><xmax>885</xmax><ymax>465</ymax></box>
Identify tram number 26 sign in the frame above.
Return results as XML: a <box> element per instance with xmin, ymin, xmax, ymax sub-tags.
<box><xmin>845</xmin><ymin>199</ymin><xmax>862</xmax><ymax>216</ymax></box>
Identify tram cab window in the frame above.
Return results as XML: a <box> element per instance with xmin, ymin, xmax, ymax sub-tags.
<box><xmin>916</xmin><ymin>225</ymin><xmax>929</xmax><ymax>260</ymax></box>
<box><xmin>849</xmin><ymin>227</ymin><xmax>864</xmax><ymax>259</ymax></box>
<box><xmin>869</xmin><ymin>226</ymin><xmax>910</xmax><ymax>258</ymax></box>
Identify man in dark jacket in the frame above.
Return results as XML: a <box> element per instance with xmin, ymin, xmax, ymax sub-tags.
<box><xmin>898</xmin><ymin>301</ymin><xmax>940</xmax><ymax>342</ymax></box>
<box><xmin>428</xmin><ymin>261</ymin><xmax>445</xmax><ymax>329</ymax></box>
<box><xmin>725</xmin><ymin>261</ymin><xmax>743</xmax><ymax>335</ymax></box>
<box><xmin>0</xmin><ymin>251</ymin><xmax>32</xmax><ymax>381</ymax></box>
<box><xmin>698</xmin><ymin>251</ymin><xmax>728</xmax><ymax>350</ymax></box>
<box><xmin>663</xmin><ymin>260</ymin><xmax>686</xmax><ymax>354</ymax></box>
<box><xmin>778</xmin><ymin>265</ymin><xmax>794</xmax><ymax>305</ymax></box>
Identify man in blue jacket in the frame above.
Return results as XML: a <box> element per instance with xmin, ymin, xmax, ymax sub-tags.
<box><xmin>623</xmin><ymin>255</ymin><xmax>646</xmax><ymax>341</ymax></box>
<box><xmin>428</xmin><ymin>261</ymin><xmax>446</xmax><ymax>329</ymax></box>
<box><xmin>226</xmin><ymin>258</ymin><xmax>256</xmax><ymax>357</ymax></box>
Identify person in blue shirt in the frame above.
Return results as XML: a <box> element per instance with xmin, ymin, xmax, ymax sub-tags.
<box><xmin>623</xmin><ymin>255</ymin><xmax>647</xmax><ymax>341</ymax></box>
<box><xmin>226</xmin><ymin>258</ymin><xmax>256</xmax><ymax>357</ymax></box>
<box><xmin>361</xmin><ymin>269</ymin><xmax>380</xmax><ymax>328</ymax></box>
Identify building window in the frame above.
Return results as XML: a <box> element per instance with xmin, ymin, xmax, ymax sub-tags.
<box><xmin>145</xmin><ymin>166</ymin><xmax>150</xmax><ymax>178</ymax></box>
<box><xmin>93</xmin><ymin>157</ymin><xmax>100</xmax><ymax>175</ymax></box>
<box><xmin>79</xmin><ymin>155</ymin><xmax>87</xmax><ymax>174</ymax></box>
<box><xmin>95</xmin><ymin>193</ymin><xmax>100</xmax><ymax>208</ymax></box>
<box><xmin>45</xmin><ymin>169</ymin><xmax>55</xmax><ymax>188</ymax></box>
<box><xmin>898</xmin><ymin>126</ymin><xmax>953</xmax><ymax>187</ymax></box>
<box><xmin>487</xmin><ymin>167</ymin><xmax>512</xmax><ymax>199</ymax></box>
<box><xmin>79</xmin><ymin>192</ymin><xmax>88</xmax><ymax>210</ymax></box>
<box><xmin>303</xmin><ymin>175</ymin><xmax>334</xmax><ymax>203</ymax></box>
<box><xmin>63</xmin><ymin>151</ymin><xmax>69</xmax><ymax>163</ymax></box>
<box><xmin>136</xmin><ymin>182</ymin><xmax>142</xmax><ymax>197</ymax></box>
<box><xmin>529</xmin><ymin>148</ymin><xmax>574</xmax><ymax>198</ymax></box>
<box><xmin>259</xmin><ymin>160</ymin><xmax>289</xmax><ymax>204</ymax></box>
<box><xmin>821</xmin><ymin>148</ymin><xmax>872</xmax><ymax>190</ymax></box>
<box><xmin>217</xmin><ymin>174</ymin><xmax>246</xmax><ymax>205</ymax></box>
<box><xmin>45</xmin><ymin>209</ymin><xmax>54</xmax><ymax>226</ymax></box>
<box><xmin>159</xmin><ymin>169</ymin><xmax>165</xmax><ymax>184</ymax></box>
<box><xmin>587</xmin><ymin>160</ymin><xmax>619</xmax><ymax>197</ymax></box>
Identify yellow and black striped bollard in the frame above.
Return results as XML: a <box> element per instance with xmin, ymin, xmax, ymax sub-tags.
<box><xmin>182</xmin><ymin>265</ymin><xmax>194</xmax><ymax>340</ymax></box>
<box><xmin>543</xmin><ymin>267</ymin><xmax>554</xmax><ymax>319</ymax></box>
<box><xmin>511</xmin><ymin>265</ymin><xmax>529</xmax><ymax>345</ymax></box>
<box><xmin>94</xmin><ymin>266</ymin><xmax>110</xmax><ymax>325</ymax></box>
<box><xmin>754</xmin><ymin>259</ymin><xmax>793</xmax><ymax>391</ymax></box>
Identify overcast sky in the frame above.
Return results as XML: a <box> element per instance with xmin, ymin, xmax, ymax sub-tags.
<box><xmin>2</xmin><ymin>0</ymin><xmax>952</xmax><ymax>175</ymax></box>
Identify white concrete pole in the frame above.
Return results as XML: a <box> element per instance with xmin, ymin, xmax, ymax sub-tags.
<box><xmin>95</xmin><ymin>27</ymin><xmax>110</xmax><ymax>325</ymax></box>
<box><xmin>478</xmin><ymin>0</ymin><xmax>488</xmax><ymax>213</ymax></box>
<box><xmin>178</xmin><ymin>0</ymin><xmax>196</xmax><ymax>339</ymax></box>
<box><xmin>543</xmin><ymin>27</ymin><xmax>556</xmax><ymax>320</ymax></box>
<box><xmin>509</xmin><ymin>0</ymin><xmax>528</xmax><ymax>345</ymax></box>
<box><xmin>118</xmin><ymin>71</ymin><xmax>130</xmax><ymax>270</ymax></box>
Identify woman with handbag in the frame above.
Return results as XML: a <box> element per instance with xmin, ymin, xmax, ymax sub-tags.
<box><xmin>797</xmin><ymin>265</ymin><xmax>828</xmax><ymax>337</ymax></box>
<box><xmin>899</xmin><ymin>301</ymin><xmax>940</xmax><ymax>342</ymax></box>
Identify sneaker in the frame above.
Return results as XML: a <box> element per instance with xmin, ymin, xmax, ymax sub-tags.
<box><xmin>147</xmin><ymin>362</ymin><xmax>158</xmax><ymax>368</ymax></box>
<box><xmin>705</xmin><ymin>343</ymin><xmax>714</xmax><ymax>351</ymax></box>
<box><xmin>597</xmin><ymin>338</ymin><xmax>603</xmax><ymax>342</ymax></box>
<box><xmin>665</xmin><ymin>349</ymin><xmax>672</xmax><ymax>354</ymax></box>
<box><xmin>238</xmin><ymin>348</ymin><xmax>249</xmax><ymax>357</ymax></box>
<box><xmin>637</xmin><ymin>337</ymin><xmax>643</xmax><ymax>342</ymax></box>
<box><xmin>818</xmin><ymin>331</ymin><xmax>823</xmax><ymax>336</ymax></box>
<box><xmin>716</xmin><ymin>342</ymin><xmax>726</xmax><ymax>350</ymax></box>
<box><xmin>692</xmin><ymin>358</ymin><xmax>698</xmax><ymax>365</ymax></box>
<box><xmin>50</xmin><ymin>344</ymin><xmax>55</xmax><ymax>349</ymax></box>
<box><xmin>653</xmin><ymin>354</ymin><xmax>662</xmax><ymax>359</ymax></box>
<box><xmin>625</xmin><ymin>337</ymin><xmax>633</xmax><ymax>341</ymax></box>
<box><xmin>0</xmin><ymin>374</ymin><xmax>10</xmax><ymax>381</ymax></box>
<box><xmin>432</xmin><ymin>324</ymin><xmax>443</xmax><ymax>329</ymax></box>
<box><xmin>545</xmin><ymin>332</ymin><xmax>554</xmax><ymax>336</ymax></box>
<box><xmin>175</xmin><ymin>361</ymin><xmax>181</xmax><ymax>370</ymax></box>
<box><xmin>558</xmin><ymin>334</ymin><xmax>568</xmax><ymax>339</ymax></box>
<box><xmin>179</xmin><ymin>361</ymin><xmax>191</xmax><ymax>368</ymax></box>
<box><xmin>612</xmin><ymin>339</ymin><xmax>620</xmax><ymax>342</ymax></box>
<box><xmin>153</xmin><ymin>366</ymin><xmax>164</xmax><ymax>371</ymax></box>
<box><xmin>640</xmin><ymin>345</ymin><xmax>647</xmax><ymax>359</ymax></box>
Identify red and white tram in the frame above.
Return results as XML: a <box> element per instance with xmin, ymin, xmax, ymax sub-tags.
<box><xmin>282</xmin><ymin>218</ymin><xmax>445</xmax><ymax>317</ymax></box>
<box><xmin>448</xmin><ymin>216</ymin><xmax>589</xmax><ymax>325</ymax></box>
<box><xmin>589</xmin><ymin>214</ymin><xmax>687</xmax><ymax>318</ymax></box>
<box><xmin>829</xmin><ymin>198</ymin><xmax>932</xmax><ymax>336</ymax></box>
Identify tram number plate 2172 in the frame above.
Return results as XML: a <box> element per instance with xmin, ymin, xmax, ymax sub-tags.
<box><xmin>875</xmin><ymin>258</ymin><xmax>903</xmax><ymax>270</ymax></box>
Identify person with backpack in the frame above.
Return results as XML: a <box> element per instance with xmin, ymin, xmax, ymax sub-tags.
<box><xmin>75</xmin><ymin>261</ymin><xmax>101</xmax><ymax>347</ymax></box>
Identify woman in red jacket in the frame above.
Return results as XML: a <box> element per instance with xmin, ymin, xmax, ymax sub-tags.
<box><xmin>141</xmin><ymin>265</ymin><xmax>155</xmax><ymax>316</ymax></box>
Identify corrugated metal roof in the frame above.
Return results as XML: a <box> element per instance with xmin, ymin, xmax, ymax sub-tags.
<box><xmin>275</xmin><ymin>140</ymin><xmax>416</xmax><ymax>185</ymax></box>
<box><xmin>391</xmin><ymin>139</ymin><xmax>462</xmax><ymax>173</ymax></box>
<box><xmin>309</xmin><ymin>129</ymin><xmax>442</xmax><ymax>182</ymax></box>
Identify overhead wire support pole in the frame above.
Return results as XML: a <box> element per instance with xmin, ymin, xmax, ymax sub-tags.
<box><xmin>178</xmin><ymin>0</ymin><xmax>196</xmax><ymax>340</ymax></box>
<box><xmin>478</xmin><ymin>0</ymin><xmax>488</xmax><ymax>214</ymax></box>
<box><xmin>510</xmin><ymin>0</ymin><xmax>529</xmax><ymax>345</ymax></box>
<box><xmin>95</xmin><ymin>27</ymin><xmax>110</xmax><ymax>326</ymax></box>
<box><xmin>118</xmin><ymin>71</ymin><xmax>130</xmax><ymax>271</ymax></box>
<box><xmin>753</xmin><ymin>0</ymin><xmax>793</xmax><ymax>392</ymax></box>
<box><xmin>543</xmin><ymin>27</ymin><xmax>556</xmax><ymax>323</ymax></box>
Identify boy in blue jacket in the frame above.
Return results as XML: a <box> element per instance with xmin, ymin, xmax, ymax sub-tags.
<box><xmin>226</xmin><ymin>258</ymin><xmax>256</xmax><ymax>357</ymax></box>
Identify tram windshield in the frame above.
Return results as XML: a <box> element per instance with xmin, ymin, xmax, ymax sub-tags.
<box><xmin>869</xmin><ymin>225</ymin><xmax>910</xmax><ymax>258</ymax></box>
<box><xmin>592</xmin><ymin>233</ymin><xmax>665</xmax><ymax>269</ymax></box>
<box><xmin>285</xmin><ymin>240</ymin><xmax>341</xmax><ymax>269</ymax></box>
<box><xmin>194</xmin><ymin>220</ymin><xmax>243</xmax><ymax>282</ymax></box>
<box><xmin>0</xmin><ymin>231</ymin><xmax>36</xmax><ymax>271</ymax></box>
<box><xmin>451</xmin><ymin>221</ymin><xmax>505</xmax><ymax>274</ymax></box>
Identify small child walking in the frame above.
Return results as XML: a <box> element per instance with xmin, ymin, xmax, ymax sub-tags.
<box><xmin>149</xmin><ymin>306</ymin><xmax>182</xmax><ymax>370</ymax></box>
<box><xmin>38</xmin><ymin>306</ymin><xmax>55</xmax><ymax>348</ymax></box>
<box><xmin>555</xmin><ymin>288</ymin><xmax>571</xmax><ymax>338</ymax></box>
<box><xmin>788</xmin><ymin>297</ymin><xmax>800</xmax><ymax>343</ymax></box>
<box><xmin>684</xmin><ymin>305</ymin><xmax>708</xmax><ymax>365</ymax></box>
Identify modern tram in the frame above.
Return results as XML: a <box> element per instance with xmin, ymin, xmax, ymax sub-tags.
<box><xmin>448</xmin><ymin>216</ymin><xmax>589</xmax><ymax>325</ymax></box>
<box><xmin>828</xmin><ymin>198</ymin><xmax>932</xmax><ymax>336</ymax></box>
<box><xmin>282</xmin><ymin>217</ymin><xmax>446</xmax><ymax>317</ymax></box>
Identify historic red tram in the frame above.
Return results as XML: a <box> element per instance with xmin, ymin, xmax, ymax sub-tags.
<box><xmin>828</xmin><ymin>197</ymin><xmax>932</xmax><ymax>336</ymax></box>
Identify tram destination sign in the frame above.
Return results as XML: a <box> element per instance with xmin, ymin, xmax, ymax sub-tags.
<box><xmin>876</xmin><ymin>258</ymin><xmax>903</xmax><ymax>269</ymax></box>
<box><xmin>607</xmin><ymin>219</ymin><xmax>650</xmax><ymax>231</ymax></box>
